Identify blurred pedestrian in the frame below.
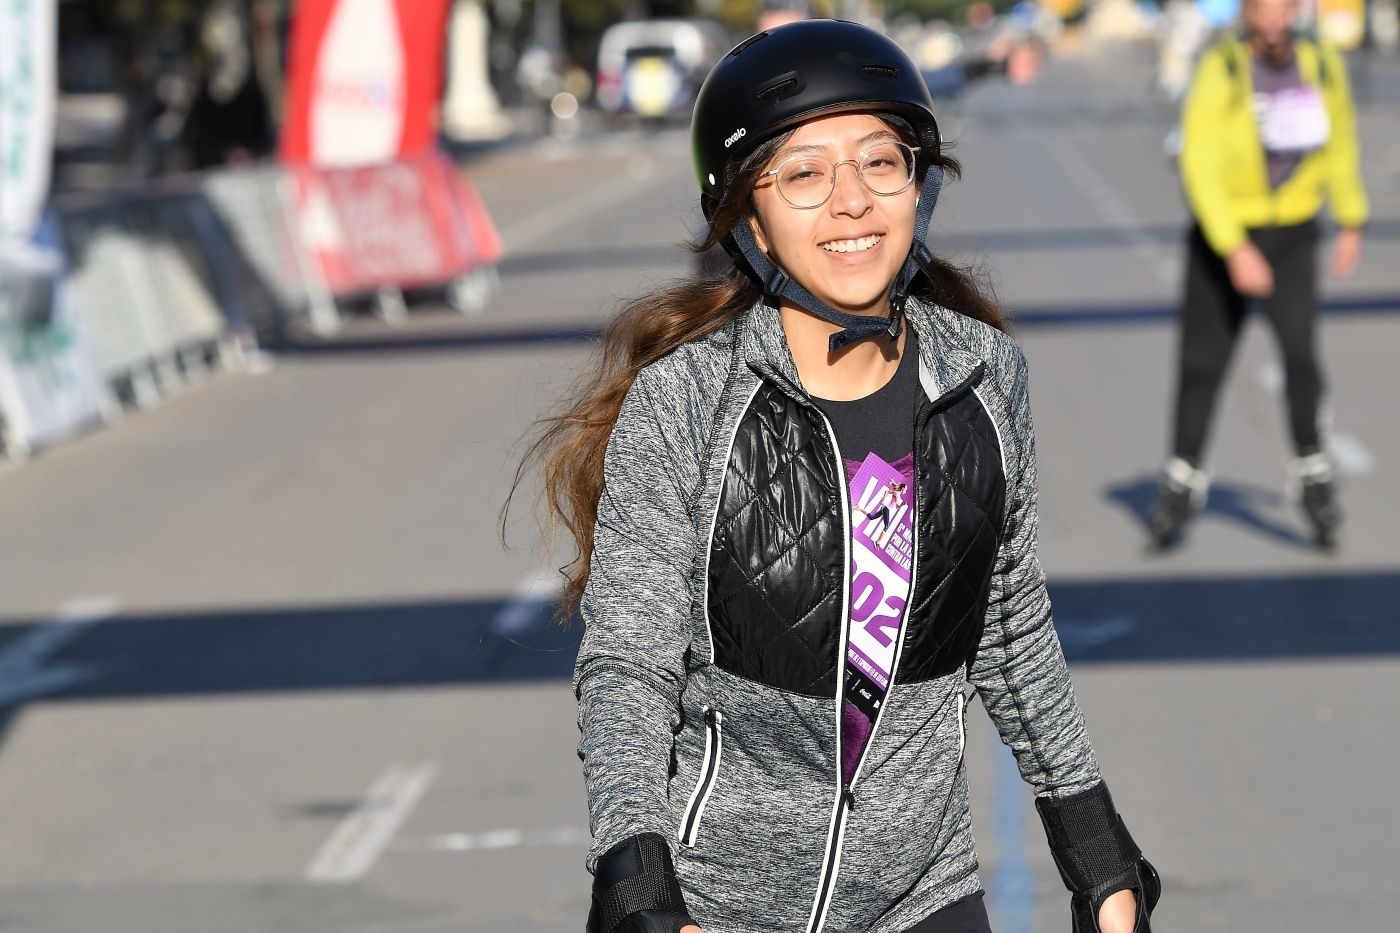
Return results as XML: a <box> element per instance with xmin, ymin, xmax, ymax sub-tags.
<box><xmin>1150</xmin><ymin>0</ymin><xmax>1368</xmax><ymax>549</ymax></box>
<box><xmin>183</xmin><ymin>4</ymin><xmax>272</xmax><ymax>169</ymax></box>
<box><xmin>757</xmin><ymin>0</ymin><xmax>813</xmax><ymax>32</ymax></box>
<box><xmin>519</xmin><ymin>20</ymin><xmax>1160</xmax><ymax>933</ymax></box>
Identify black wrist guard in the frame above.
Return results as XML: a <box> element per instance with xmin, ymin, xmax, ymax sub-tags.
<box><xmin>586</xmin><ymin>833</ymin><xmax>694</xmax><ymax>933</ymax></box>
<box><xmin>1036</xmin><ymin>783</ymin><xmax>1161</xmax><ymax>933</ymax></box>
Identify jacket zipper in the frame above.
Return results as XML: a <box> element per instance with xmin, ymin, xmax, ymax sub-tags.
<box><xmin>956</xmin><ymin>690</ymin><xmax>968</xmax><ymax>761</ymax></box>
<box><xmin>678</xmin><ymin>707</ymin><xmax>724</xmax><ymax>847</ymax></box>
<box><xmin>803</xmin><ymin>399</ymin><xmax>922</xmax><ymax>933</ymax></box>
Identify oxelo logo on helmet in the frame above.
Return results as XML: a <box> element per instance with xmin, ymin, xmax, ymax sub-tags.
<box><xmin>723</xmin><ymin>127</ymin><xmax>747</xmax><ymax>148</ymax></box>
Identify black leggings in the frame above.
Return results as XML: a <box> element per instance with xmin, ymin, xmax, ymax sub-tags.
<box><xmin>903</xmin><ymin>891</ymin><xmax>993</xmax><ymax>933</ymax></box>
<box><xmin>1171</xmin><ymin>219</ymin><xmax>1325</xmax><ymax>464</ymax></box>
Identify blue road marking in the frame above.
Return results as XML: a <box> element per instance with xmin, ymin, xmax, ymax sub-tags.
<box><xmin>990</xmin><ymin>741</ymin><xmax>1035</xmax><ymax>933</ymax></box>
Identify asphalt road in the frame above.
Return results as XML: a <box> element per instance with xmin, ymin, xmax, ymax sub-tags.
<box><xmin>1</xmin><ymin>41</ymin><xmax>1397</xmax><ymax>933</ymax></box>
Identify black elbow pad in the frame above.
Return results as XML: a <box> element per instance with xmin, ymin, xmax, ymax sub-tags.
<box><xmin>587</xmin><ymin>833</ymin><xmax>694</xmax><ymax>933</ymax></box>
<box><xmin>1036</xmin><ymin>783</ymin><xmax>1162</xmax><ymax>933</ymax></box>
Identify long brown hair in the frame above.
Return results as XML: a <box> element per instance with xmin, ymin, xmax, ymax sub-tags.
<box><xmin>508</xmin><ymin>122</ymin><xmax>1008</xmax><ymax>620</ymax></box>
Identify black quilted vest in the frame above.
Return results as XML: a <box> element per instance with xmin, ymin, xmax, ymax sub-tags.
<box><xmin>706</xmin><ymin>366</ymin><xmax>1007</xmax><ymax>695</ymax></box>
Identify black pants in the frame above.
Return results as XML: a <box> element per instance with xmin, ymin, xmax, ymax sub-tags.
<box><xmin>903</xmin><ymin>891</ymin><xmax>993</xmax><ymax>933</ymax></box>
<box><xmin>1171</xmin><ymin>219</ymin><xmax>1325</xmax><ymax>464</ymax></box>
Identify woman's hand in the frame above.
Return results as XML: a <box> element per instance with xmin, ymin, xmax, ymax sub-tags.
<box><xmin>1095</xmin><ymin>888</ymin><xmax>1138</xmax><ymax>933</ymax></box>
<box><xmin>680</xmin><ymin>926</ymin><xmax>705</xmax><ymax>933</ymax></box>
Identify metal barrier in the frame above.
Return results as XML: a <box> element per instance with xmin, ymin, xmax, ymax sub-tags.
<box><xmin>202</xmin><ymin>167</ymin><xmax>341</xmax><ymax>338</ymax></box>
<box><xmin>2</xmin><ymin>153</ymin><xmax>502</xmax><ymax>463</ymax></box>
<box><xmin>60</xmin><ymin>186</ymin><xmax>232</xmax><ymax>407</ymax></box>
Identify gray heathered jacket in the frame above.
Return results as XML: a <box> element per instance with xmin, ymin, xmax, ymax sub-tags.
<box><xmin>575</xmin><ymin>296</ymin><xmax>1103</xmax><ymax>933</ymax></box>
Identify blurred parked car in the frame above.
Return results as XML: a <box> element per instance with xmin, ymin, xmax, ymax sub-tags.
<box><xmin>596</xmin><ymin>19</ymin><xmax>730</xmax><ymax>123</ymax></box>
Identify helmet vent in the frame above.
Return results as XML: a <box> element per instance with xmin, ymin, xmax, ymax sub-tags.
<box><xmin>756</xmin><ymin>72</ymin><xmax>805</xmax><ymax>101</ymax></box>
<box><xmin>862</xmin><ymin>64</ymin><xmax>900</xmax><ymax>79</ymax></box>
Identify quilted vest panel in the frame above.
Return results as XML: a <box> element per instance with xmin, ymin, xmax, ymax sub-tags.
<box><xmin>898</xmin><ymin>382</ymin><xmax>1006</xmax><ymax>683</ymax></box>
<box><xmin>706</xmin><ymin>377</ymin><xmax>1007</xmax><ymax>694</ymax></box>
<box><xmin>707</xmin><ymin>383</ymin><xmax>844</xmax><ymax>696</ymax></box>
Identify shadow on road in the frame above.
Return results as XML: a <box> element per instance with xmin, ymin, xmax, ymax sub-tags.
<box><xmin>1010</xmin><ymin>292</ymin><xmax>1399</xmax><ymax>329</ymax></box>
<box><xmin>270</xmin><ymin>291</ymin><xmax>1400</xmax><ymax>357</ymax></box>
<box><xmin>1107</xmin><ymin>474</ymin><xmax>1316</xmax><ymax>549</ymax></box>
<box><xmin>1</xmin><ymin>564</ymin><xmax>1396</xmax><ymax>723</ymax></box>
<box><xmin>0</xmin><ymin>596</ymin><xmax>580</xmax><ymax>706</ymax></box>
<box><xmin>411</xmin><ymin>222</ymin><xmax>1400</xmax><ymax>281</ymax></box>
<box><xmin>940</xmin><ymin>219</ymin><xmax>1400</xmax><ymax>255</ymax></box>
<box><xmin>279</xmin><ymin>325</ymin><xmax>605</xmax><ymax>355</ymax></box>
<box><xmin>1049</xmin><ymin>570</ymin><xmax>1400</xmax><ymax>662</ymax></box>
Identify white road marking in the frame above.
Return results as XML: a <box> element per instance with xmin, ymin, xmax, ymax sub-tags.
<box><xmin>0</xmin><ymin>596</ymin><xmax>118</xmax><ymax>707</ymax></box>
<box><xmin>1256</xmin><ymin>364</ymin><xmax>1376</xmax><ymax>476</ymax></box>
<box><xmin>497</xmin><ymin>159</ymin><xmax>679</xmax><ymax>253</ymax></box>
<box><xmin>305</xmin><ymin>762</ymin><xmax>439</xmax><ymax>883</ymax></box>
<box><xmin>393</xmin><ymin>825</ymin><xmax>590</xmax><ymax>853</ymax></box>
<box><xmin>1048</xmin><ymin>138</ymin><xmax>1179</xmax><ymax>285</ymax></box>
<box><xmin>1328</xmin><ymin>431</ymin><xmax>1376</xmax><ymax>476</ymax></box>
<box><xmin>490</xmin><ymin>569</ymin><xmax>561</xmax><ymax>637</ymax></box>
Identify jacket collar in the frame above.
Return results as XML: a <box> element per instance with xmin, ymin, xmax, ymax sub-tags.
<box><xmin>736</xmin><ymin>295</ymin><xmax>985</xmax><ymax>406</ymax></box>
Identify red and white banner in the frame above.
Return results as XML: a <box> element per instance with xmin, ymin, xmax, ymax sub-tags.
<box><xmin>281</xmin><ymin>0</ymin><xmax>451</xmax><ymax>166</ymax></box>
<box><xmin>290</xmin><ymin>151</ymin><xmax>502</xmax><ymax>294</ymax></box>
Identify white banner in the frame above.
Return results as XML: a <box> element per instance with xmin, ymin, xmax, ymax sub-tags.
<box><xmin>0</xmin><ymin>0</ymin><xmax>57</xmax><ymax>241</ymax></box>
<box><xmin>0</xmin><ymin>216</ymin><xmax>109</xmax><ymax>456</ymax></box>
<box><xmin>310</xmin><ymin>0</ymin><xmax>406</xmax><ymax>166</ymax></box>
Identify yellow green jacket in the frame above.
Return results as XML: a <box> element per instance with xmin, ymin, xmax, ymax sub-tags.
<box><xmin>1180</xmin><ymin>34</ymin><xmax>1369</xmax><ymax>257</ymax></box>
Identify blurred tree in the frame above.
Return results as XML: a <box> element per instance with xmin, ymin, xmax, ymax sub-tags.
<box><xmin>886</xmin><ymin>0</ymin><xmax>1019</xmax><ymax>20</ymax></box>
<box><xmin>556</xmin><ymin>0</ymin><xmax>768</xmax><ymax>41</ymax></box>
<box><xmin>716</xmin><ymin>0</ymin><xmax>764</xmax><ymax>26</ymax></box>
<box><xmin>560</xmin><ymin>0</ymin><xmax>632</xmax><ymax>31</ymax></box>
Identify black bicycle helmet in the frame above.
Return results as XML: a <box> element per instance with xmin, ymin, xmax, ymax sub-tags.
<box><xmin>690</xmin><ymin>19</ymin><xmax>946</xmax><ymax>350</ymax></box>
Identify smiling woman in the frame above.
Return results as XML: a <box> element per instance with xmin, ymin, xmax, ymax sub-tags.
<box><xmin>512</xmin><ymin>18</ymin><xmax>1160</xmax><ymax>933</ymax></box>
<box><xmin>751</xmin><ymin>117</ymin><xmax>919</xmax><ymax>318</ymax></box>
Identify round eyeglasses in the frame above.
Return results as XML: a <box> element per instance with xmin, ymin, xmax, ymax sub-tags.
<box><xmin>759</xmin><ymin>141</ymin><xmax>920</xmax><ymax>209</ymax></box>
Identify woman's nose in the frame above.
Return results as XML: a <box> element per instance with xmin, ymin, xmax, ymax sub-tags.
<box><xmin>830</xmin><ymin>161</ymin><xmax>872</xmax><ymax>214</ymax></box>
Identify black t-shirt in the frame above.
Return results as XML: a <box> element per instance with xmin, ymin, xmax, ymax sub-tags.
<box><xmin>813</xmin><ymin>330</ymin><xmax>920</xmax><ymax>466</ymax></box>
<box><xmin>812</xmin><ymin>331</ymin><xmax>922</xmax><ymax>782</ymax></box>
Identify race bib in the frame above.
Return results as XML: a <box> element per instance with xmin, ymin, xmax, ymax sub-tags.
<box><xmin>845</xmin><ymin>454</ymin><xmax>915</xmax><ymax>701</ymax></box>
<box><xmin>1254</xmin><ymin>86</ymin><xmax>1330</xmax><ymax>154</ymax></box>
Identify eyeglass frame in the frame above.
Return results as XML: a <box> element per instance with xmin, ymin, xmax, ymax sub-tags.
<box><xmin>756</xmin><ymin>142</ymin><xmax>922</xmax><ymax>210</ymax></box>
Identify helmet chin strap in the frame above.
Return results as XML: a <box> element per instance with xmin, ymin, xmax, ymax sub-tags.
<box><xmin>731</xmin><ymin>164</ymin><xmax>944</xmax><ymax>353</ymax></box>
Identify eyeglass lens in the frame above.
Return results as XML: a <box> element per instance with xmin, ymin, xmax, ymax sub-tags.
<box><xmin>775</xmin><ymin>142</ymin><xmax>916</xmax><ymax>208</ymax></box>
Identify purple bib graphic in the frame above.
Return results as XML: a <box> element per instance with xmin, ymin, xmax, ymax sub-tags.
<box><xmin>841</xmin><ymin>452</ymin><xmax>914</xmax><ymax>782</ymax></box>
<box><xmin>847</xmin><ymin>453</ymin><xmax>914</xmax><ymax>690</ymax></box>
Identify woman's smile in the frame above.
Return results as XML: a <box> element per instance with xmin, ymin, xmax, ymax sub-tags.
<box><xmin>819</xmin><ymin>233</ymin><xmax>884</xmax><ymax>255</ymax></box>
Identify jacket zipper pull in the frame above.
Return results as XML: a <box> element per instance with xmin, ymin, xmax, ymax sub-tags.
<box><xmin>842</xmin><ymin>783</ymin><xmax>856</xmax><ymax>811</ymax></box>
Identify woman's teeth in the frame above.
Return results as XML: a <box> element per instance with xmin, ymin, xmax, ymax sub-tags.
<box><xmin>821</xmin><ymin>234</ymin><xmax>882</xmax><ymax>253</ymax></box>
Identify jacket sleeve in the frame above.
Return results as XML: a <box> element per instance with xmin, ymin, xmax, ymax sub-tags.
<box><xmin>1179</xmin><ymin>47</ymin><xmax>1249</xmax><ymax>257</ymax></box>
<box><xmin>969</xmin><ymin>352</ymin><xmax>1102</xmax><ymax>799</ymax></box>
<box><xmin>1320</xmin><ymin>43</ymin><xmax>1369</xmax><ymax>229</ymax></box>
<box><xmin>574</xmin><ymin>370</ymin><xmax>696</xmax><ymax>871</ymax></box>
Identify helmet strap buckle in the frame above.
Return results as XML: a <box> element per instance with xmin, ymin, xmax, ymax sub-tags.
<box><xmin>764</xmin><ymin>266</ymin><xmax>791</xmax><ymax>297</ymax></box>
<box><xmin>887</xmin><ymin>295</ymin><xmax>906</xmax><ymax>340</ymax></box>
